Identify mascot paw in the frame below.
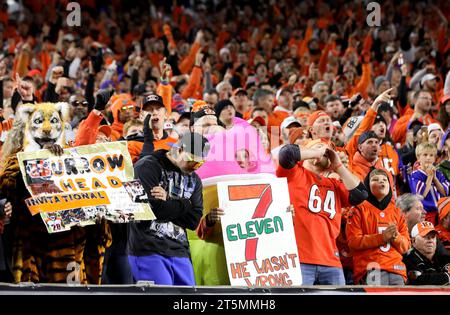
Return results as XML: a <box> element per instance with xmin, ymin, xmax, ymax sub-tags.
<box><xmin>44</xmin><ymin>144</ymin><xmax>64</xmax><ymax>156</ymax></box>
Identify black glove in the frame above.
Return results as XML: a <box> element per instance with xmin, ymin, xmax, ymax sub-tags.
<box><xmin>91</xmin><ymin>48</ymin><xmax>103</xmax><ymax>74</ymax></box>
<box><xmin>94</xmin><ymin>88</ymin><xmax>115</xmax><ymax>111</ymax></box>
<box><xmin>143</xmin><ymin>114</ymin><xmax>154</xmax><ymax>142</ymax></box>
<box><xmin>139</xmin><ymin>114</ymin><xmax>155</xmax><ymax>159</ymax></box>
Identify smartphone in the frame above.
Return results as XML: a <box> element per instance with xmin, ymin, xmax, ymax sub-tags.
<box><xmin>202</xmin><ymin>52</ymin><xmax>210</xmax><ymax>63</ymax></box>
<box><xmin>134</xmin><ymin>43</ymin><xmax>141</xmax><ymax>55</ymax></box>
<box><xmin>398</xmin><ymin>53</ymin><xmax>404</xmax><ymax>66</ymax></box>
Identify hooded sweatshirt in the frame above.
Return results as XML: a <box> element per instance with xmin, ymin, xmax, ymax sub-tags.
<box><xmin>110</xmin><ymin>96</ymin><xmax>137</xmax><ymax>138</ymax></box>
<box><xmin>346</xmin><ymin>170</ymin><xmax>410</xmax><ymax>284</ymax></box>
<box><xmin>128</xmin><ymin>150</ymin><xmax>203</xmax><ymax>258</ymax></box>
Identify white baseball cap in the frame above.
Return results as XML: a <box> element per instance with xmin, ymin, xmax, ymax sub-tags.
<box><xmin>343</xmin><ymin>116</ymin><xmax>364</xmax><ymax>142</ymax></box>
<box><xmin>421</xmin><ymin>74</ymin><xmax>437</xmax><ymax>86</ymax></box>
<box><xmin>280</xmin><ymin>116</ymin><xmax>301</xmax><ymax>131</ymax></box>
<box><xmin>427</xmin><ymin>123</ymin><xmax>443</xmax><ymax>135</ymax></box>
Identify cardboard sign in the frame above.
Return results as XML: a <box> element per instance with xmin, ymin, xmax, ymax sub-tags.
<box><xmin>218</xmin><ymin>177</ymin><xmax>302</xmax><ymax>286</ymax></box>
<box><xmin>17</xmin><ymin>141</ymin><xmax>155</xmax><ymax>233</ymax></box>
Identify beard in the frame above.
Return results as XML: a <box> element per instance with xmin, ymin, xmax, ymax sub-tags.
<box><xmin>314</xmin><ymin>156</ymin><xmax>330</xmax><ymax>169</ymax></box>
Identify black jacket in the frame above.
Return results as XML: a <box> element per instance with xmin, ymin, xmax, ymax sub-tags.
<box><xmin>403</xmin><ymin>247</ymin><xmax>450</xmax><ymax>285</ymax></box>
<box><xmin>127</xmin><ymin>150</ymin><xmax>203</xmax><ymax>257</ymax></box>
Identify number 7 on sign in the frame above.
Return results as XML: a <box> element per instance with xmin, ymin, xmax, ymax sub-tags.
<box><xmin>227</xmin><ymin>184</ymin><xmax>273</xmax><ymax>261</ymax></box>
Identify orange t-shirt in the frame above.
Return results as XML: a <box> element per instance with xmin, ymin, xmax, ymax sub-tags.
<box><xmin>268</xmin><ymin>110</ymin><xmax>290</xmax><ymax>129</ymax></box>
<box><xmin>391</xmin><ymin>112</ymin><xmax>438</xmax><ymax>146</ymax></box>
<box><xmin>435</xmin><ymin>225</ymin><xmax>450</xmax><ymax>254</ymax></box>
<box><xmin>127</xmin><ymin>137</ymin><xmax>177</xmax><ymax>163</ymax></box>
<box><xmin>268</xmin><ymin>110</ymin><xmax>290</xmax><ymax>150</ymax></box>
<box><xmin>346</xmin><ymin>201</ymin><xmax>410</xmax><ymax>284</ymax></box>
<box><xmin>277</xmin><ymin>162</ymin><xmax>350</xmax><ymax>268</ymax></box>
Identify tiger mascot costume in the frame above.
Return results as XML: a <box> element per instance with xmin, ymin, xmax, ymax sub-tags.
<box><xmin>0</xmin><ymin>102</ymin><xmax>111</xmax><ymax>284</ymax></box>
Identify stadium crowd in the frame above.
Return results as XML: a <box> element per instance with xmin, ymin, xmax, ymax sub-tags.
<box><xmin>0</xmin><ymin>0</ymin><xmax>450</xmax><ymax>286</ymax></box>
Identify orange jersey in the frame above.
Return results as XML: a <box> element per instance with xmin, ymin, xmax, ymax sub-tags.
<box><xmin>379</xmin><ymin>143</ymin><xmax>401</xmax><ymax>177</ymax></box>
<box><xmin>435</xmin><ymin>225</ymin><xmax>450</xmax><ymax>254</ymax></box>
<box><xmin>268</xmin><ymin>110</ymin><xmax>290</xmax><ymax>128</ymax></box>
<box><xmin>349</xmin><ymin>152</ymin><xmax>394</xmax><ymax>186</ymax></box>
<box><xmin>336</xmin><ymin>208</ymin><xmax>354</xmax><ymax>270</ymax></box>
<box><xmin>268</xmin><ymin>110</ymin><xmax>290</xmax><ymax>150</ymax></box>
<box><xmin>344</xmin><ymin>107</ymin><xmax>401</xmax><ymax>179</ymax></box>
<box><xmin>391</xmin><ymin>113</ymin><xmax>438</xmax><ymax>146</ymax></box>
<box><xmin>346</xmin><ymin>201</ymin><xmax>410</xmax><ymax>284</ymax></box>
<box><xmin>277</xmin><ymin>162</ymin><xmax>351</xmax><ymax>268</ymax></box>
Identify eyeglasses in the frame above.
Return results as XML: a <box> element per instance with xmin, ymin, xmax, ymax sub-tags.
<box><xmin>71</xmin><ymin>100</ymin><xmax>88</xmax><ymax>107</ymax></box>
<box><xmin>185</xmin><ymin>153</ymin><xmax>205</xmax><ymax>170</ymax></box>
<box><xmin>121</xmin><ymin>105</ymin><xmax>135</xmax><ymax>111</ymax></box>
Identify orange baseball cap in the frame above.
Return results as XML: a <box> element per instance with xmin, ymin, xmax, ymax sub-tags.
<box><xmin>307</xmin><ymin>110</ymin><xmax>329</xmax><ymax>127</ymax></box>
<box><xmin>247</xmin><ymin>116</ymin><xmax>266</xmax><ymax>127</ymax></box>
<box><xmin>438</xmin><ymin>197</ymin><xmax>450</xmax><ymax>223</ymax></box>
<box><xmin>411</xmin><ymin>221</ymin><xmax>438</xmax><ymax>238</ymax></box>
<box><xmin>192</xmin><ymin>100</ymin><xmax>209</xmax><ymax>112</ymax></box>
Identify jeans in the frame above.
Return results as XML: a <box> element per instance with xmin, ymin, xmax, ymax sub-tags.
<box><xmin>343</xmin><ymin>268</ymin><xmax>354</xmax><ymax>285</ymax></box>
<box><xmin>102</xmin><ymin>253</ymin><xmax>134</xmax><ymax>284</ymax></box>
<box><xmin>101</xmin><ymin>223</ymin><xmax>133</xmax><ymax>284</ymax></box>
<box><xmin>128</xmin><ymin>254</ymin><xmax>195</xmax><ymax>286</ymax></box>
<box><xmin>365</xmin><ymin>270</ymin><xmax>405</xmax><ymax>285</ymax></box>
<box><xmin>300</xmin><ymin>263</ymin><xmax>345</xmax><ymax>285</ymax></box>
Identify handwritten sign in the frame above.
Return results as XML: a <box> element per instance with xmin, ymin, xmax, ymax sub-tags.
<box><xmin>217</xmin><ymin>177</ymin><xmax>302</xmax><ymax>286</ymax></box>
<box><xmin>18</xmin><ymin>141</ymin><xmax>155</xmax><ymax>233</ymax></box>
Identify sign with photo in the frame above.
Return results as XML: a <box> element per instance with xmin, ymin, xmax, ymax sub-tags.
<box><xmin>17</xmin><ymin>141</ymin><xmax>155</xmax><ymax>233</ymax></box>
<box><xmin>217</xmin><ymin>177</ymin><xmax>302</xmax><ymax>287</ymax></box>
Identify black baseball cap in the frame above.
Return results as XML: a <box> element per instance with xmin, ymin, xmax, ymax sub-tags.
<box><xmin>133</xmin><ymin>83</ymin><xmax>147</xmax><ymax>96</ymax></box>
<box><xmin>142</xmin><ymin>94</ymin><xmax>164</xmax><ymax>109</ymax></box>
<box><xmin>358</xmin><ymin>131</ymin><xmax>379</xmax><ymax>145</ymax></box>
<box><xmin>293</xmin><ymin>100</ymin><xmax>310</xmax><ymax>112</ymax></box>
<box><xmin>374</xmin><ymin>114</ymin><xmax>387</xmax><ymax>126</ymax></box>
<box><xmin>407</xmin><ymin>119</ymin><xmax>424</xmax><ymax>131</ymax></box>
<box><xmin>177</xmin><ymin>112</ymin><xmax>191</xmax><ymax>124</ymax></box>
<box><xmin>189</xmin><ymin>107</ymin><xmax>216</xmax><ymax>127</ymax></box>
<box><xmin>378</xmin><ymin>101</ymin><xmax>394</xmax><ymax>114</ymax></box>
<box><xmin>178</xmin><ymin>132</ymin><xmax>211</xmax><ymax>160</ymax></box>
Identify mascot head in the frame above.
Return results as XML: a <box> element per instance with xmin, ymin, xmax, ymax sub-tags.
<box><xmin>17</xmin><ymin>102</ymin><xmax>70</xmax><ymax>152</ymax></box>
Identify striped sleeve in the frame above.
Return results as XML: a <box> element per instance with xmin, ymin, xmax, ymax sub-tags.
<box><xmin>437</xmin><ymin>171</ymin><xmax>450</xmax><ymax>196</ymax></box>
<box><xmin>410</xmin><ymin>171</ymin><xmax>426</xmax><ymax>195</ymax></box>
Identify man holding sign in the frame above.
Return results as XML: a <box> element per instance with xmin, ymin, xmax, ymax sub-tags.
<box><xmin>277</xmin><ymin>139</ymin><xmax>368</xmax><ymax>285</ymax></box>
<box><xmin>128</xmin><ymin>132</ymin><xmax>210</xmax><ymax>285</ymax></box>
<box><xmin>216</xmin><ymin>175</ymin><xmax>302</xmax><ymax>287</ymax></box>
